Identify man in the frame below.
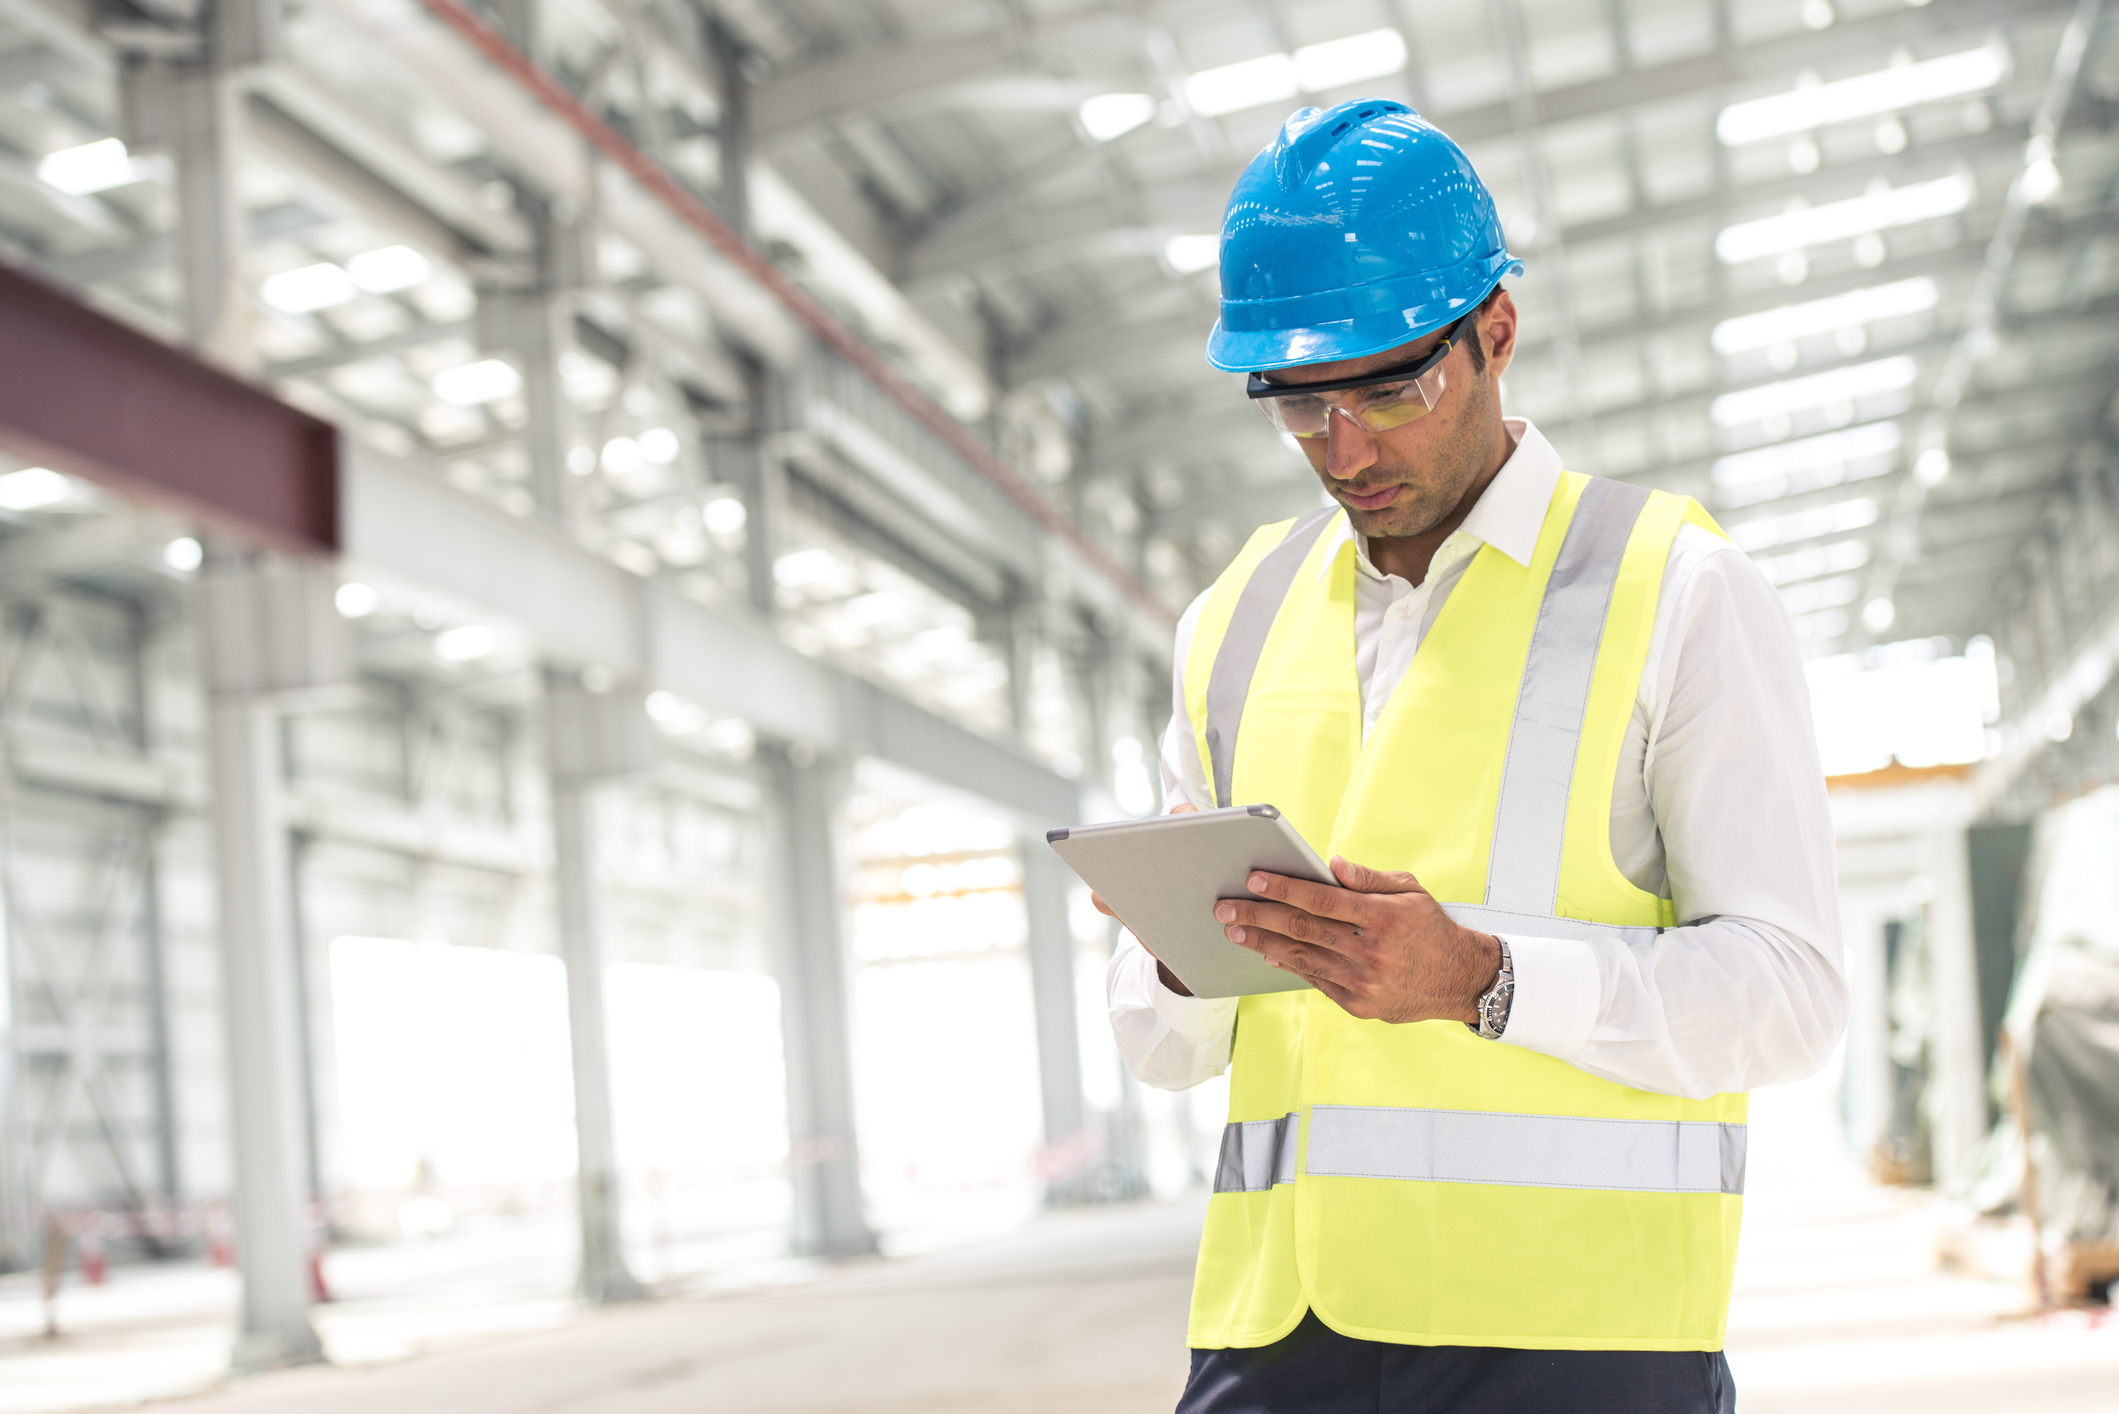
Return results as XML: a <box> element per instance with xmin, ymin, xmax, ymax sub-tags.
<box><xmin>1104</xmin><ymin>100</ymin><xmax>1845</xmax><ymax>1413</ymax></box>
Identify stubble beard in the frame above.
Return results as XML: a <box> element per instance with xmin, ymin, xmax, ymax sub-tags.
<box><xmin>1326</xmin><ymin>375</ymin><xmax>1496</xmax><ymax>541</ymax></box>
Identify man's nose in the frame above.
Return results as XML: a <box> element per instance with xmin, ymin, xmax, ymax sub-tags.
<box><xmin>1323</xmin><ymin>408</ymin><xmax>1380</xmax><ymax>481</ymax></box>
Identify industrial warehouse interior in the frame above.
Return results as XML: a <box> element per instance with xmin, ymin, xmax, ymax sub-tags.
<box><xmin>0</xmin><ymin>0</ymin><xmax>2116</xmax><ymax>1409</ymax></box>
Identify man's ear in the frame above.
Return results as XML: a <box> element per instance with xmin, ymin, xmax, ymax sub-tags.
<box><xmin>1480</xmin><ymin>291</ymin><xmax>1519</xmax><ymax>380</ymax></box>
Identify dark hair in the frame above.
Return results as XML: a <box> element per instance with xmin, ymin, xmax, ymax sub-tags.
<box><xmin>1462</xmin><ymin>286</ymin><xmax>1505</xmax><ymax>375</ymax></box>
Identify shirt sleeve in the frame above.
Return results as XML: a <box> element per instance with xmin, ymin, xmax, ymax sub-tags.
<box><xmin>1497</xmin><ymin>531</ymin><xmax>1848</xmax><ymax>1099</ymax></box>
<box><xmin>1105</xmin><ymin>588</ymin><xmax>1240</xmax><ymax>1091</ymax></box>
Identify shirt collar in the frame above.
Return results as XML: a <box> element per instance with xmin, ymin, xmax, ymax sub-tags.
<box><xmin>1321</xmin><ymin>418</ymin><xmax>1562</xmax><ymax>582</ymax></box>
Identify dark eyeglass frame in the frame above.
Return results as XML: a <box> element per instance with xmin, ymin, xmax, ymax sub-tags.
<box><xmin>1244</xmin><ymin>310</ymin><xmax>1478</xmax><ymax>403</ymax></box>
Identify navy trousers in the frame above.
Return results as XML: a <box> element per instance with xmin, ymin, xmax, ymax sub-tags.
<box><xmin>1177</xmin><ymin>1314</ymin><xmax>1735</xmax><ymax>1414</ymax></box>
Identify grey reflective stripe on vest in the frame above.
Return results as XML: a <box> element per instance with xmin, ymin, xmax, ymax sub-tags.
<box><xmin>1483</xmin><ymin>478</ymin><xmax>1654</xmax><ymax>915</ymax></box>
<box><xmin>1439</xmin><ymin>901</ymin><xmax>1660</xmax><ymax>949</ymax></box>
<box><xmin>1213</xmin><ymin>1112</ymin><xmax>1301</xmax><ymax>1193</ymax></box>
<box><xmin>1204</xmin><ymin>508</ymin><xmax>1340</xmax><ymax>808</ymax></box>
<box><xmin>1306</xmin><ymin>1105</ymin><xmax>1746</xmax><ymax>1195</ymax></box>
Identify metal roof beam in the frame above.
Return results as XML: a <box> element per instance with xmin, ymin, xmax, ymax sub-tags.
<box><xmin>347</xmin><ymin>443</ymin><xmax>1080</xmax><ymax>822</ymax></box>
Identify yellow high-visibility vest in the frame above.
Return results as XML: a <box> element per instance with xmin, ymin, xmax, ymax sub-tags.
<box><xmin>1181</xmin><ymin>471</ymin><xmax>1747</xmax><ymax>1353</ymax></box>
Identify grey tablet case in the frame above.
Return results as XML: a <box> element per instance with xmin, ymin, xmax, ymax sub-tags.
<box><xmin>1047</xmin><ymin>804</ymin><xmax>1337</xmax><ymax>998</ymax></box>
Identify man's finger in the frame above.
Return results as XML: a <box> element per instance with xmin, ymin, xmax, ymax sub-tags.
<box><xmin>1218</xmin><ymin>899</ymin><xmax>1358</xmax><ymax>955</ymax></box>
<box><xmin>1330</xmin><ymin>856</ymin><xmax>1426</xmax><ymax>896</ymax></box>
<box><xmin>1303</xmin><ymin>973</ymin><xmax>1360</xmax><ymax>1011</ymax></box>
<box><xmin>1257</xmin><ymin>947</ymin><xmax>1371</xmax><ymax>1019</ymax></box>
<box><xmin>1248</xmin><ymin>931</ymin><xmax>1357</xmax><ymax>987</ymax></box>
<box><xmin>1246</xmin><ymin>870</ymin><xmax>1378</xmax><ymax>927</ymax></box>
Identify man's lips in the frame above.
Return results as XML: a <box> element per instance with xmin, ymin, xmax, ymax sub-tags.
<box><xmin>1337</xmin><ymin>484</ymin><xmax>1403</xmax><ymax>510</ymax></box>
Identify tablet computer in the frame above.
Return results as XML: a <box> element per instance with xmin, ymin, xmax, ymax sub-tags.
<box><xmin>1047</xmin><ymin>804</ymin><xmax>1336</xmax><ymax>998</ymax></box>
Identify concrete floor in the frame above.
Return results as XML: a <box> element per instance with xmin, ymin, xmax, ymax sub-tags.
<box><xmin>6</xmin><ymin>1071</ymin><xmax>2117</xmax><ymax>1413</ymax></box>
<box><xmin>125</xmin><ymin>1202</ymin><xmax>1197</xmax><ymax>1414</ymax></box>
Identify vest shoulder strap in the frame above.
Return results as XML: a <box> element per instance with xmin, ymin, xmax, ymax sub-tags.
<box><xmin>1483</xmin><ymin>476</ymin><xmax>1653</xmax><ymax>915</ymax></box>
<box><xmin>1203</xmin><ymin>506</ymin><xmax>1339</xmax><ymax>808</ymax></box>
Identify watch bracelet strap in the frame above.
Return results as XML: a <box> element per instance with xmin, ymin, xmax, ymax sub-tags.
<box><xmin>1475</xmin><ymin>935</ymin><xmax>1514</xmax><ymax>1040</ymax></box>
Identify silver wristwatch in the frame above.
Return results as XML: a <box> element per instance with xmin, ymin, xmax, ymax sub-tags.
<box><xmin>1472</xmin><ymin>936</ymin><xmax>1514</xmax><ymax>1040</ymax></box>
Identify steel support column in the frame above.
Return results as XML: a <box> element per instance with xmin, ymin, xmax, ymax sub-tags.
<box><xmin>476</xmin><ymin>192</ymin><xmax>577</xmax><ymax>528</ymax></box>
<box><xmin>1926</xmin><ymin>824</ymin><xmax>1988</xmax><ymax>1192</ymax></box>
<box><xmin>1020</xmin><ymin>840</ymin><xmax>1090</xmax><ymax>1201</ymax></box>
<box><xmin>0</xmin><ymin>857</ymin><xmax>22</xmax><ymax>1269</ymax></box>
<box><xmin>196</xmin><ymin>547</ymin><xmax>323</xmax><ymax>1370</ymax></box>
<box><xmin>720</xmin><ymin>355</ymin><xmax>791</xmax><ymax>616</ymax></box>
<box><xmin>542</xmin><ymin>670</ymin><xmax>653</xmax><ymax>1303</ymax></box>
<box><xmin>169</xmin><ymin>64</ymin><xmax>251</xmax><ymax>366</ymax></box>
<box><xmin>759</xmin><ymin>741</ymin><xmax>874</xmax><ymax>1258</ymax></box>
<box><xmin>1839</xmin><ymin>897</ymin><xmax>1896</xmax><ymax>1168</ymax></box>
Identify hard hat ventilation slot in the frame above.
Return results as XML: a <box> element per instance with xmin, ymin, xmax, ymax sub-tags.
<box><xmin>1274</xmin><ymin>98</ymin><xmax>1410</xmax><ymax>189</ymax></box>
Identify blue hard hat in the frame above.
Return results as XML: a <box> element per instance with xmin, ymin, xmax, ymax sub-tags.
<box><xmin>1206</xmin><ymin>99</ymin><xmax>1525</xmax><ymax>373</ymax></box>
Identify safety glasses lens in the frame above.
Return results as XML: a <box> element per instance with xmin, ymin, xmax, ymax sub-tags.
<box><xmin>1257</xmin><ymin>367</ymin><xmax>1443</xmax><ymax>439</ymax></box>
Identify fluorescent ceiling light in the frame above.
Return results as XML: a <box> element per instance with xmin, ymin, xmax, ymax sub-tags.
<box><xmin>1181</xmin><ymin>30</ymin><xmax>1408</xmax><ymax>121</ymax></box>
<box><xmin>1718</xmin><ymin>46</ymin><xmax>2009</xmax><ymax>145</ymax></box>
<box><xmin>37</xmin><ymin>137</ymin><xmax>137</xmax><ymax>195</ymax></box>
<box><xmin>1715</xmin><ymin>419</ymin><xmax>1902</xmax><ymax>486</ymax></box>
<box><xmin>1780</xmin><ymin>575</ymin><xmax>1861</xmax><ymax>616</ymax></box>
<box><xmin>162</xmin><ymin>536</ymin><xmax>202</xmax><ymax>572</ymax></box>
<box><xmin>433</xmin><ymin>359</ymin><xmax>521</xmax><ymax>405</ymax></box>
<box><xmin>1293</xmin><ymin>29</ymin><xmax>1407</xmax><ymax>91</ymax></box>
<box><xmin>774</xmin><ymin>547</ymin><xmax>840</xmax><ymax>587</ymax></box>
<box><xmin>1754</xmin><ymin>537</ymin><xmax>1870</xmax><ymax>586</ymax></box>
<box><xmin>845</xmin><ymin>590</ymin><xmax>907</xmax><ymax>626</ymax></box>
<box><xmin>638</xmin><ymin>427</ymin><xmax>680</xmax><ymax>464</ymax></box>
<box><xmin>433</xmin><ymin>624</ymin><xmax>496</xmax><ymax>662</ymax></box>
<box><xmin>347</xmin><ymin>245</ymin><xmax>430</xmax><ymax>294</ymax></box>
<box><xmin>1080</xmin><ymin>93</ymin><xmax>1156</xmax><ymax>141</ymax></box>
<box><xmin>1729</xmin><ymin>495</ymin><xmax>1880</xmax><ymax>552</ymax></box>
<box><xmin>0</xmin><ymin>467</ymin><xmax>77</xmax><ymax>511</ymax></box>
<box><xmin>1712</xmin><ymin>278</ymin><xmax>1939</xmax><ymax>353</ymax></box>
<box><xmin>1187</xmin><ymin>53</ymin><xmax>1300</xmax><ymax>118</ymax></box>
<box><xmin>263</xmin><ymin>262</ymin><xmax>358</xmax><ymax>314</ymax></box>
<box><xmin>2021</xmin><ymin>154</ymin><xmax>2062</xmax><ymax>205</ymax></box>
<box><xmin>1717</xmin><ymin>176</ymin><xmax>1971</xmax><ymax>263</ymax></box>
<box><xmin>1165</xmin><ymin>234</ymin><xmax>1220</xmax><ymax>274</ymax></box>
<box><xmin>335</xmin><ymin>581</ymin><xmax>380</xmax><ymax>617</ymax></box>
<box><xmin>1715</xmin><ymin>420</ymin><xmax>1903</xmax><ymax>507</ymax></box>
<box><xmin>1711</xmin><ymin>356</ymin><xmax>1918</xmax><ymax>426</ymax></box>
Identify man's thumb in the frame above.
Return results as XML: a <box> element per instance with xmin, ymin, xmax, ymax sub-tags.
<box><xmin>1331</xmin><ymin>855</ymin><xmax>1422</xmax><ymax>894</ymax></box>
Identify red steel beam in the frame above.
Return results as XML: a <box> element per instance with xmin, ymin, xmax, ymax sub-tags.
<box><xmin>0</xmin><ymin>259</ymin><xmax>338</xmax><ymax>555</ymax></box>
<box><xmin>409</xmin><ymin>0</ymin><xmax>1172</xmax><ymax>625</ymax></box>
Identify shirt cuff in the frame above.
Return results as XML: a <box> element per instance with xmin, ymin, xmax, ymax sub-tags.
<box><xmin>1495</xmin><ymin>933</ymin><xmax>1600</xmax><ymax>1061</ymax></box>
<box><xmin>1146</xmin><ymin>950</ymin><xmax>1239</xmax><ymax>1039</ymax></box>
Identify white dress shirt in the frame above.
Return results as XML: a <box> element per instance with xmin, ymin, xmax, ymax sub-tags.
<box><xmin>1107</xmin><ymin>419</ymin><xmax>1846</xmax><ymax>1101</ymax></box>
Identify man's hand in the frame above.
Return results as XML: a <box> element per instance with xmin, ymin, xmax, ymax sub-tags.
<box><xmin>1093</xmin><ymin>803</ymin><xmax>1198</xmax><ymax>997</ymax></box>
<box><xmin>1215</xmin><ymin>857</ymin><xmax>1500</xmax><ymax>1024</ymax></box>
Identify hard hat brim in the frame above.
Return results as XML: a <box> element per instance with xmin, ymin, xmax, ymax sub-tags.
<box><xmin>1205</xmin><ymin>259</ymin><xmax>1524</xmax><ymax>374</ymax></box>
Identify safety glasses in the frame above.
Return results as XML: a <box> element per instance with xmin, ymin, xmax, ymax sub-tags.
<box><xmin>1246</xmin><ymin>311</ymin><xmax>1474</xmax><ymax>439</ymax></box>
